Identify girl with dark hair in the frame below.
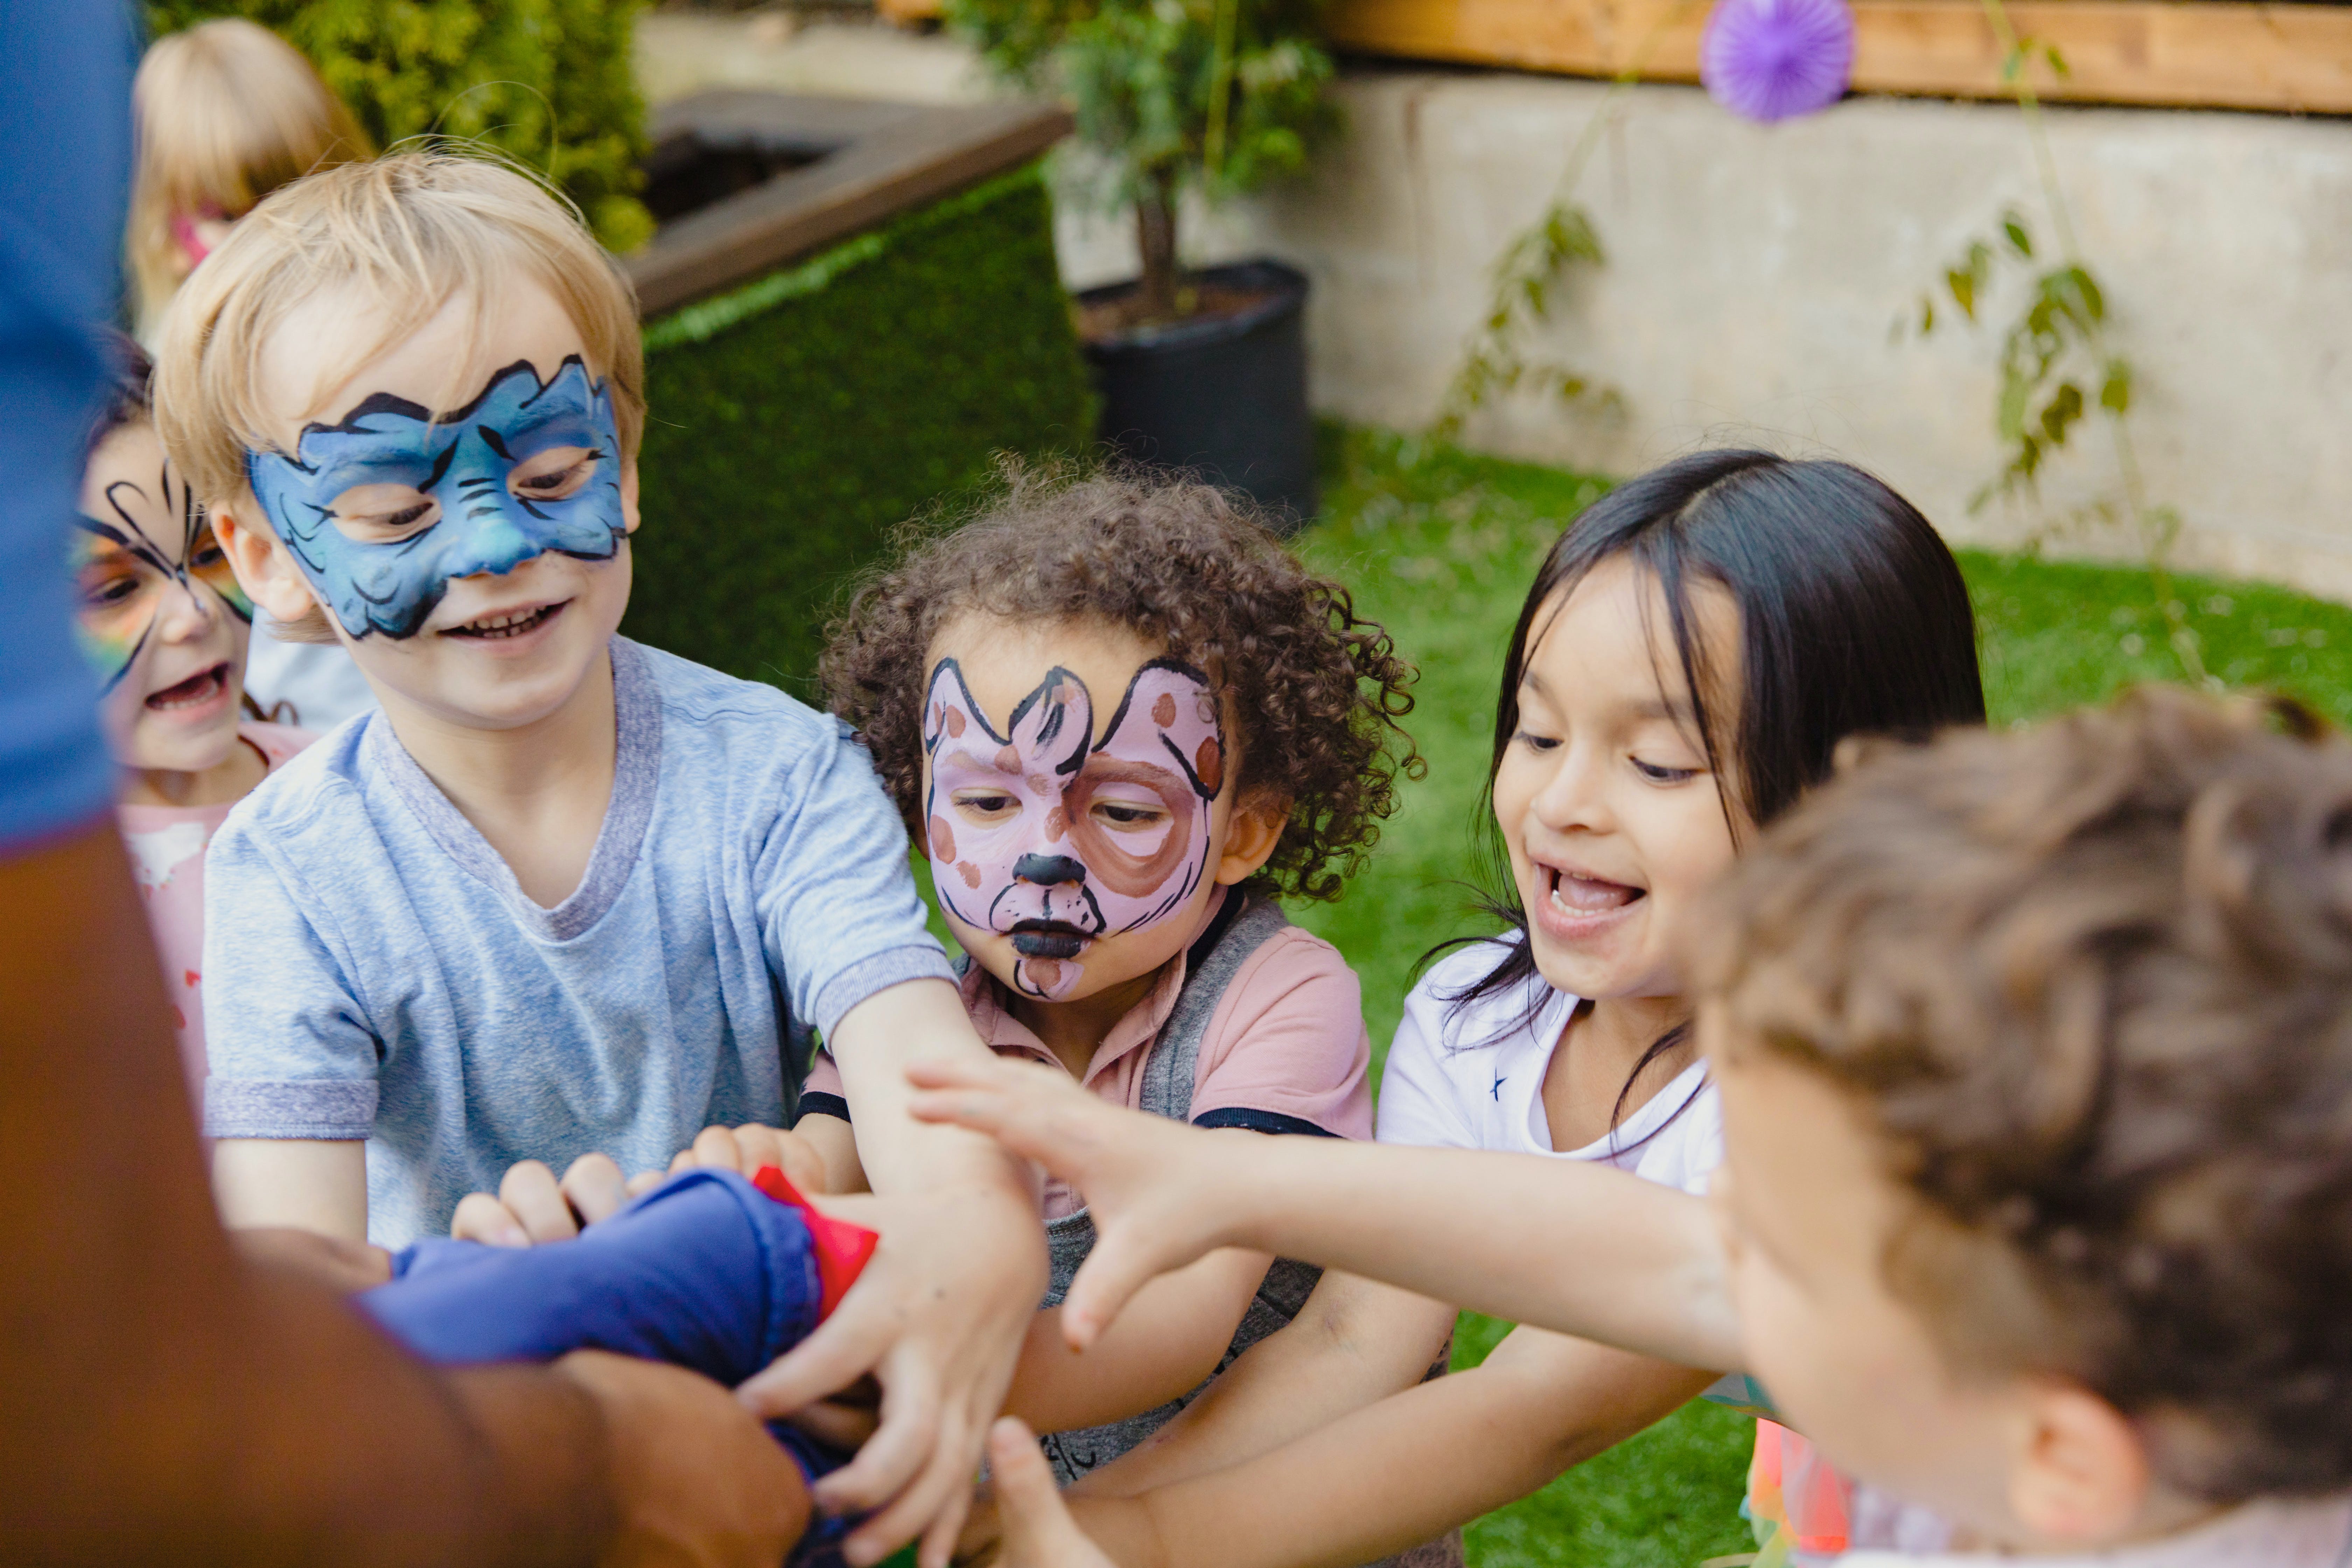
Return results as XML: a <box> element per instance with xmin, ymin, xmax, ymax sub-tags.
<box><xmin>911</xmin><ymin>450</ymin><xmax>1986</xmax><ymax>1568</ymax></box>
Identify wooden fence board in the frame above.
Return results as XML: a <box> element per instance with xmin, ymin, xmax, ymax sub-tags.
<box><xmin>1319</xmin><ymin>0</ymin><xmax>2352</xmax><ymax>114</ymax></box>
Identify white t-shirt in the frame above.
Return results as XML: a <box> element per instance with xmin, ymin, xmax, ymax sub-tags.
<box><xmin>1374</xmin><ymin>940</ymin><xmax>1722</xmax><ymax>1195</ymax></box>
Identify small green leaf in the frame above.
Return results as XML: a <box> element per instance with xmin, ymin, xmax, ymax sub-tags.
<box><xmin>2003</xmin><ymin>213</ymin><xmax>2032</xmax><ymax>258</ymax></box>
<box><xmin>2042</xmin><ymin>41</ymin><xmax>2071</xmax><ymax>79</ymax></box>
<box><xmin>2040</xmin><ymin>380</ymin><xmax>2084</xmax><ymax>444</ymax></box>
<box><xmin>2099</xmin><ymin>359</ymin><xmax>2132</xmax><ymax>414</ymax></box>
<box><xmin>1998</xmin><ymin>376</ymin><xmax>2030</xmax><ymax>441</ymax></box>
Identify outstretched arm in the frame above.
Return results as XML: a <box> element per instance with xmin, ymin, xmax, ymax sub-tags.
<box><xmin>908</xmin><ymin>1055</ymin><xmax>1742</xmax><ymax>1373</ymax></box>
<box><xmin>1060</xmin><ymin>1328</ymin><xmax>1717</xmax><ymax>1568</ymax></box>
<box><xmin>752</xmin><ymin>978</ymin><xmax>1048</xmax><ymax>1568</ymax></box>
<box><xmin>1069</xmin><ymin>1272</ymin><xmax>1456</xmax><ymax>1498</ymax></box>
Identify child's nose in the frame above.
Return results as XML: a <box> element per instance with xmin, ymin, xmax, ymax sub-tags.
<box><xmin>156</xmin><ymin>578</ymin><xmax>219</xmax><ymax>640</ymax></box>
<box><xmin>1013</xmin><ymin>853</ymin><xmax>1087</xmax><ymax>888</ymax></box>
<box><xmin>1533</xmin><ymin>745</ymin><xmax>1614</xmax><ymax>833</ymax></box>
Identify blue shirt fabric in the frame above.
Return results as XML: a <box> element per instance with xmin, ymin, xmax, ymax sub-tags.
<box><xmin>202</xmin><ymin>637</ymin><xmax>954</xmax><ymax>1245</ymax></box>
<box><xmin>0</xmin><ymin>1</ymin><xmax>134</xmax><ymax>854</ymax></box>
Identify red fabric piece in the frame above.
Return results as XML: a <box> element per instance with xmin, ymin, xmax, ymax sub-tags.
<box><xmin>751</xmin><ymin>1165</ymin><xmax>877</xmax><ymax>1319</ymax></box>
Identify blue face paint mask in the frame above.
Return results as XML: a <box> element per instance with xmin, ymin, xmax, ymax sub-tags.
<box><xmin>245</xmin><ymin>356</ymin><xmax>628</xmax><ymax>640</ymax></box>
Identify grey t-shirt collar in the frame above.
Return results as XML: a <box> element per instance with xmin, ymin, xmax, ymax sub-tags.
<box><xmin>365</xmin><ymin>636</ymin><xmax>663</xmax><ymax>943</ymax></box>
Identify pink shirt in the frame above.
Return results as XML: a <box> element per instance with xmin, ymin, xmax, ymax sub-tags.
<box><xmin>805</xmin><ymin>890</ymin><xmax>1373</xmax><ymax>1218</ymax></box>
<box><xmin>115</xmin><ymin>721</ymin><xmax>313</xmax><ymax>1102</ymax></box>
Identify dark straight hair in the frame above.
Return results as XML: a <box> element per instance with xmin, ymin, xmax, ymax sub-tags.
<box><xmin>1446</xmin><ymin>449</ymin><xmax>1988</xmax><ymax>1131</ymax></box>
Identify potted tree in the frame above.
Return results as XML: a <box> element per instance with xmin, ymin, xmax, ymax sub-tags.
<box><xmin>947</xmin><ymin>0</ymin><xmax>1336</xmax><ymax>523</ymax></box>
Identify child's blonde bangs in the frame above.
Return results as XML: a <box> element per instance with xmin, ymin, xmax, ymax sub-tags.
<box><xmin>129</xmin><ymin>20</ymin><xmax>373</xmax><ymax>334</ymax></box>
<box><xmin>156</xmin><ymin>152</ymin><xmax>646</xmax><ymax>519</ymax></box>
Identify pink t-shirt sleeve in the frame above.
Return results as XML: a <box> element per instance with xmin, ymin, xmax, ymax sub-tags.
<box><xmin>800</xmin><ymin>1046</ymin><xmax>846</xmax><ymax>1108</ymax></box>
<box><xmin>1186</xmin><ymin>925</ymin><xmax>1374</xmax><ymax>1140</ymax></box>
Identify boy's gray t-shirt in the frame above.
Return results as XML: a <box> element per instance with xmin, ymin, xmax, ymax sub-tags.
<box><xmin>201</xmin><ymin>636</ymin><xmax>953</xmax><ymax>1245</ymax></box>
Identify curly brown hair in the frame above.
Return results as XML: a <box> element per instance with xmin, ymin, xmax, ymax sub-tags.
<box><xmin>820</xmin><ymin>463</ymin><xmax>1419</xmax><ymax>902</ymax></box>
<box><xmin>1692</xmin><ymin>686</ymin><xmax>2352</xmax><ymax>1502</ymax></box>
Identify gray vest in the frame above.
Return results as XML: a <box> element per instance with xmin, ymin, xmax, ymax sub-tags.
<box><xmin>1035</xmin><ymin>892</ymin><xmax>1326</xmax><ymax>1484</ymax></box>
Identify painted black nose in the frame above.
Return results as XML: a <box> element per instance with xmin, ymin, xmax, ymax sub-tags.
<box><xmin>1014</xmin><ymin>853</ymin><xmax>1087</xmax><ymax>887</ymax></box>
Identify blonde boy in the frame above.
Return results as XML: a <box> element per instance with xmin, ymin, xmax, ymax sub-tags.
<box><xmin>154</xmin><ymin>152</ymin><xmax>1045</xmax><ymax>1565</ymax></box>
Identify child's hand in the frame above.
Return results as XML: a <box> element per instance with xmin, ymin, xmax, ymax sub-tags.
<box><xmin>906</xmin><ymin>1056</ymin><xmax>1252</xmax><ymax>1350</ymax></box>
<box><xmin>971</xmin><ymin>1418</ymin><xmax>1122</xmax><ymax>1568</ymax></box>
<box><xmin>643</xmin><ymin>1122</ymin><xmax>833</xmax><ymax>1196</ymax></box>
<box><xmin>453</xmin><ymin>1127</ymin><xmax>834</xmax><ymax>1247</ymax></box>
<box><xmin>452</xmin><ymin>1152</ymin><xmax>631</xmax><ymax>1246</ymax></box>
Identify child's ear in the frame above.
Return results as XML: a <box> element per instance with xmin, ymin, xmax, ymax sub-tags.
<box><xmin>619</xmin><ymin>456</ymin><xmax>641</xmax><ymax>536</ymax></box>
<box><xmin>213</xmin><ymin>499</ymin><xmax>328</xmax><ymax>629</ymax></box>
<box><xmin>2006</xmin><ymin>1376</ymin><xmax>2151</xmax><ymax>1546</ymax></box>
<box><xmin>1213</xmin><ymin>794</ymin><xmax>1290</xmax><ymax>886</ymax></box>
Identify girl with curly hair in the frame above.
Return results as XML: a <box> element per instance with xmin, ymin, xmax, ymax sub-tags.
<box><xmin>765</xmin><ymin>462</ymin><xmax>1419</xmax><ymax>1486</ymax></box>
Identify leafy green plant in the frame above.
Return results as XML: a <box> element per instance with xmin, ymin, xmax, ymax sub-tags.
<box><xmin>947</xmin><ymin>0</ymin><xmax>1336</xmax><ymax>319</ymax></box>
<box><xmin>1429</xmin><ymin>6</ymin><xmax>1706</xmax><ymax>447</ymax></box>
<box><xmin>1431</xmin><ymin>197</ymin><xmax>1611</xmax><ymax>444</ymax></box>
<box><xmin>145</xmin><ymin>0</ymin><xmax>655</xmax><ymax>252</ymax></box>
<box><xmin>1904</xmin><ymin>4</ymin><xmax>2203</xmax><ymax>683</ymax></box>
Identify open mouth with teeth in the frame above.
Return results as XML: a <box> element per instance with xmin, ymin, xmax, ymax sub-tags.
<box><xmin>1544</xmin><ymin>864</ymin><xmax>1644</xmax><ymax>915</ymax></box>
<box><xmin>1009</xmin><ymin>920</ymin><xmax>1091</xmax><ymax>960</ymax></box>
<box><xmin>446</xmin><ymin>602</ymin><xmax>565</xmax><ymax>640</ymax></box>
<box><xmin>147</xmin><ymin>661</ymin><xmax>232</xmax><ymax>713</ymax></box>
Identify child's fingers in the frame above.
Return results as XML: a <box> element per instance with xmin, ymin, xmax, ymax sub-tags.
<box><xmin>1057</xmin><ymin>1228</ymin><xmax>1172</xmax><ymax>1352</ymax></box>
<box><xmin>626</xmin><ymin>1167</ymin><xmax>668</xmax><ymax>1198</ymax></box>
<box><xmin>988</xmin><ymin>1418</ymin><xmax>1114</xmax><ymax>1568</ymax></box>
<box><xmin>903</xmin><ymin>1054</ymin><xmax>1036</xmax><ymax>1094</ymax></box>
<box><xmin>559</xmin><ymin>1152</ymin><xmax>627</xmax><ymax>1225</ymax></box>
<box><xmin>450</xmin><ymin>1192</ymin><xmax>532</xmax><ymax>1248</ymax></box>
<box><xmin>692</xmin><ymin>1123</ymin><xmax>748</xmax><ymax>1173</ymax></box>
<box><xmin>779</xmin><ymin>1388</ymin><xmax>881</xmax><ymax>1450</ymax></box>
<box><xmin>497</xmin><ymin>1160</ymin><xmax>580</xmax><ymax>1244</ymax></box>
<box><xmin>735</xmin><ymin>1288</ymin><xmax>896</xmax><ymax>1423</ymax></box>
<box><xmin>904</xmin><ymin>1086</ymin><xmax>1105</xmax><ymax>1178</ymax></box>
<box><xmin>729</xmin><ymin>1124</ymin><xmax>827</xmax><ymax>1192</ymax></box>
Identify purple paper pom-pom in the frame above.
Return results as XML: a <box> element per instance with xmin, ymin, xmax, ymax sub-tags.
<box><xmin>1701</xmin><ymin>0</ymin><xmax>1855</xmax><ymax>123</ymax></box>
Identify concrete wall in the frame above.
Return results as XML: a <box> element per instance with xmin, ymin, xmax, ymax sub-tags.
<box><xmin>641</xmin><ymin>18</ymin><xmax>2352</xmax><ymax>597</ymax></box>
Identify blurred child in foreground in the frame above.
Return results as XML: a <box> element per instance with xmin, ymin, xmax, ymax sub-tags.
<box><xmin>918</xmin><ymin>687</ymin><xmax>2352</xmax><ymax>1567</ymax></box>
<box><xmin>132</xmin><ymin>15</ymin><xmax>377</xmax><ymax>729</ymax></box>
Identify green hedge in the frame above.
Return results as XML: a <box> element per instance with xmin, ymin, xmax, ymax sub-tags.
<box><xmin>145</xmin><ymin>0</ymin><xmax>653</xmax><ymax>251</ymax></box>
<box><xmin>623</xmin><ymin>163</ymin><xmax>1096</xmax><ymax>695</ymax></box>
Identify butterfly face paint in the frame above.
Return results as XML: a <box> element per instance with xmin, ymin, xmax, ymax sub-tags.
<box><xmin>72</xmin><ymin>453</ymin><xmax>251</xmax><ymax>694</ymax></box>
<box><xmin>924</xmin><ymin>656</ymin><xmax>1226</xmax><ymax>1001</ymax></box>
<box><xmin>245</xmin><ymin>356</ymin><xmax>627</xmax><ymax>640</ymax></box>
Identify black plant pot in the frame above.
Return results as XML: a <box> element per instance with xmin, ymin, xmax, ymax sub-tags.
<box><xmin>1078</xmin><ymin>259</ymin><xmax>1316</xmax><ymax>531</ymax></box>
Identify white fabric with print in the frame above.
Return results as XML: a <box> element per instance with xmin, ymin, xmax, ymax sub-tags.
<box><xmin>1374</xmin><ymin>939</ymin><xmax>1720</xmax><ymax>1195</ymax></box>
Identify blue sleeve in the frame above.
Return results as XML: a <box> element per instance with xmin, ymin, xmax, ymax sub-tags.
<box><xmin>200</xmin><ymin>810</ymin><xmax>384</xmax><ymax>1139</ymax></box>
<box><xmin>756</xmin><ymin>718</ymin><xmax>953</xmax><ymax>1040</ymax></box>
<box><xmin>0</xmin><ymin>1</ymin><xmax>136</xmax><ymax>854</ymax></box>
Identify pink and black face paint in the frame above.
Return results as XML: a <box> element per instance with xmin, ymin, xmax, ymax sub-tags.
<box><xmin>922</xmin><ymin>656</ymin><xmax>1226</xmax><ymax>1000</ymax></box>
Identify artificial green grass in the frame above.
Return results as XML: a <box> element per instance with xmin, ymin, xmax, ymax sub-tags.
<box><xmin>1281</xmin><ymin>424</ymin><xmax>2352</xmax><ymax>1568</ymax></box>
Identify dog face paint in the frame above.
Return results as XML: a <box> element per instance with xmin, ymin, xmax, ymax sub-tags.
<box><xmin>245</xmin><ymin>356</ymin><xmax>626</xmax><ymax>640</ymax></box>
<box><xmin>924</xmin><ymin>656</ymin><xmax>1225</xmax><ymax>1001</ymax></box>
